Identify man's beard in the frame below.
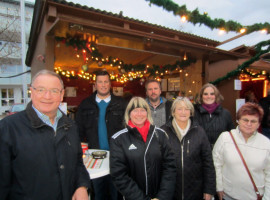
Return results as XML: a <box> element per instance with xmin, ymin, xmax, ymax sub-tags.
<box><xmin>149</xmin><ymin>95</ymin><xmax>159</xmax><ymax>103</ymax></box>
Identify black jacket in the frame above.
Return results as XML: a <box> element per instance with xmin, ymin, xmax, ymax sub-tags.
<box><xmin>194</xmin><ymin>104</ymin><xmax>234</xmax><ymax>146</ymax></box>
<box><xmin>75</xmin><ymin>92</ymin><xmax>126</xmax><ymax>149</ymax></box>
<box><xmin>259</xmin><ymin>95</ymin><xmax>270</xmax><ymax>128</ymax></box>
<box><xmin>110</xmin><ymin>125</ymin><xmax>176</xmax><ymax>200</ymax></box>
<box><xmin>165</xmin><ymin>100</ymin><xmax>172</xmax><ymax>122</ymax></box>
<box><xmin>161</xmin><ymin>118</ymin><xmax>216</xmax><ymax>200</ymax></box>
<box><xmin>0</xmin><ymin>102</ymin><xmax>91</xmax><ymax>200</ymax></box>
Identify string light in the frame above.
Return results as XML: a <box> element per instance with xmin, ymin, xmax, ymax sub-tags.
<box><xmin>218</xmin><ymin>28</ymin><xmax>225</xmax><ymax>35</ymax></box>
<box><xmin>240</xmin><ymin>28</ymin><xmax>246</xmax><ymax>34</ymax></box>
<box><xmin>183</xmin><ymin>52</ymin><xmax>187</xmax><ymax>61</ymax></box>
<box><xmin>261</xmin><ymin>29</ymin><xmax>267</xmax><ymax>34</ymax></box>
<box><xmin>181</xmin><ymin>15</ymin><xmax>187</xmax><ymax>22</ymax></box>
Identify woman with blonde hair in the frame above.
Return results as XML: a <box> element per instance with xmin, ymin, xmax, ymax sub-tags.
<box><xmin>110</xmin><ymin>97</ymin><xmax>176</xmax><ymax>200</ymax></box>
<box><xmin>161</xmin><ymin>97</ymin><xmax>215</xmax><ymax>200</ymax></box>
<box><xmin>194</xmin><ymin>83</ymin><xmax>234</xmax><ymax>147</ymax></box>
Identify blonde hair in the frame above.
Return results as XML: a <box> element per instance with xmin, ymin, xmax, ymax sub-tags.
<box><xmin>171</xmin><ymin>97</ymin><xmax>194</xmax><ymax>117</ymax></box>
<box><xmin>124</xmin><ymin>97</ymin><xmax>153</xmax><ymax>125</ymax></box>
<box><xmin>197</xmin><ymin>83</ymin><xmax>224</xmax><ymax>104</ymax></box>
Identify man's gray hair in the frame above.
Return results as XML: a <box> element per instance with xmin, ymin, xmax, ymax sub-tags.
<box><xmin>31</xmin><ymin>70</ymin><xmax>64</xmax><ymax>89</ymax></box>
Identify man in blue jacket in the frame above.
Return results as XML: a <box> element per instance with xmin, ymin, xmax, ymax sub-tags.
<box><xmin>0</xmin><ymin>70</ymin><xmax>91</xmax><ymax>200</ymax></box>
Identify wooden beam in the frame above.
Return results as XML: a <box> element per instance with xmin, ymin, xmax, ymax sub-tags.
<box><xmin>47</xmin><ymin>5</ymin><xmax>57</xmax><ymax>22</ymax></box>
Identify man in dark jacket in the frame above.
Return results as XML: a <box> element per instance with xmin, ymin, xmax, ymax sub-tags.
<box><xmin>259</xmin><ymin>83</ymin><xmax>270</xmax><ymax>139</ymax></box>
<box><xmin>145</xmin><ymin>79</ymin><xmax>172</xmax><ymax>127</ymax></box>
<box><xmin>76</xmin><ymin>70</ymin><xmax>126</xmax><ymax>200</ymax></box>
<box><xmin>0</xmin><ymin>70</ymin><xmax>91</xmax><ymax>200</ymax></box>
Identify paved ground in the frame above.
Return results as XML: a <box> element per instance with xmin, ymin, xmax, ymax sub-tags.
<box><xmin>0</xmin><ymin>114</ymin><xmax>6</xmax><ymax>120</ymax></box>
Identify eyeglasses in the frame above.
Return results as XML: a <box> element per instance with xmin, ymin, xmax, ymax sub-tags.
<box><xmin>32</xmin><ymin>87</ymin><xmax>63</xmax><ymax>96</ymax></box>
<box><xmin>240</xmin><ymin>118</ymin><xmax>259</xmax><ymax>124</ymax></box>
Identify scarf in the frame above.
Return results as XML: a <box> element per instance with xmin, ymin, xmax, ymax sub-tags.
<box><xmin>202</xmin><ymin>103</ymin><xmax>219</xmax><ymax>114</ymax></box>
<box><xmin>128</xmin><ymin>120</ymin><xmax>150</xmax><ymax>142</ymax></box>
<box><xmin>172</xmin><ymin>118</ymin><xmax>191</xmax><ymax>142</ymax></box>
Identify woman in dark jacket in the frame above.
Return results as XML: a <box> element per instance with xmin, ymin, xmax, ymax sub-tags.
<box><xmin>110</xmin><ymin>97</ymin><xmax>176</xmax><ymax>200</ymax></box>
<box><xmin>161</xmin><ymin>97</ymin><xmax>215</xmax><ymax>200</ymax></box>
<box><xmin>194</xmin><ymin>83</ymin><xmax>234</xmax><ymax>147</ymax></box>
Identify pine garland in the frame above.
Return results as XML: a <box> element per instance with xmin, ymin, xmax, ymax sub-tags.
<box><xmin>55</xmin><ymin>36</ymin><xmax>196</xmax><ymax>76</ymax></box>
<box><xmin>211</xmin><ymin>39</ymin><xmax>270</xmax><ymax>85</ymax></box>
<box><xmin>55</xmin><ymin>36</ymin><xmax>270</xmax><ymax>84</ymax></box>
<box><xmin>146</xmin><ymin>0</ymin><xmax>270</xmax><ymax>34</ymax></box>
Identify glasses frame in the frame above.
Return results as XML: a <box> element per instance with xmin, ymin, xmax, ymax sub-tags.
<box><xmin>31</xmin><ymin>86</ymin><xmax>63</xmax><ymax>96</ymax></box>
<box><xmin>240</xmin><ymin>118</ymin><xmax>259</xmax><ymax>125</ymax></box>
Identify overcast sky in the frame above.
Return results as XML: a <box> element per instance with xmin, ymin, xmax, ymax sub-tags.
<box><xmin>28</xmin><ymin>0</ymin><xmax>270</xmax><ymax>50</ymax></box>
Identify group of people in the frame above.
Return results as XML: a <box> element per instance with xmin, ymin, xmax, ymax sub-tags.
<box><xmin>0</xmin><ymin>69</ymin><xmax>269</xmax><ymax>200</ymax></box>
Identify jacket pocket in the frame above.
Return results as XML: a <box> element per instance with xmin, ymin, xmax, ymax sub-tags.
<box><xmin>82</xmin><ymin>110</ymin><xmax>95</xmax><ymax>128</ymax></box>
<box><xmin>111</xmin><ymin>111</ymin><xmax>123</xmax><ymax>123</ymax></box>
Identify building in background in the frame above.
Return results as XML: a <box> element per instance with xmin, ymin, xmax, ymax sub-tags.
<box><xmin>0</xmin><ymin>0</ymin><xmax>34</xmax><ymax>114</ymax></box>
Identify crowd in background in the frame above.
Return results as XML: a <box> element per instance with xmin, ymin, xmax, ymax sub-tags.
<box><xmin>0</xmin><ymin>69</ymin><xmax>269</xmax><ymax>200</ymax></box>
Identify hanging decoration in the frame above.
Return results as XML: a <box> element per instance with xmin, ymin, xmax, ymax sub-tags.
<box><xmin>146</xmin><ymin>0</ymin><xmax>269</xmax><ymax>34</ymax></box>
<box><xmin>211</xmin><ymin>39</ymin><xmax>270</xmax><ymax>85</ymax></box>
<box><xmin>54</xmin><ymin>36</ymin><xmax>197</xmax><ymax>79</ymax></box>
<box><xmin>81</xmin><ymin>64</ymin><xmax>88</xmax><ymax>72</ymax></box>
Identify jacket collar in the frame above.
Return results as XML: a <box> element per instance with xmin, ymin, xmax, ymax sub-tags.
<box><xmin>165</xmin><ymin>117</ymin><xmax>198</xmax><ymax>133</ymax></box>
<box><xmin>197</xmin><ymin>104</ymin><xmax>222</xmax><ymax>114</ymax></box>
<box><xmin>89</xmin><ymin>91</ymin><xmax>118</xmax><ymax>106</ymax></box>
<box><xmin>127</xmin><ymin>124</ymin><xmax>155</xmax><ymax>141</ymax></box>
<box><xmin>26</xmin><ymin>101</ymin><xmax>71</xmax><ymax>129</ymax></box>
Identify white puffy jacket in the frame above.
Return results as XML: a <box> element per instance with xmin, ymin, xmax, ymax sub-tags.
<box><xmin>213</xmin><ymin>127</ymin><xmax>270</xmax><ymax>200</ymax></box>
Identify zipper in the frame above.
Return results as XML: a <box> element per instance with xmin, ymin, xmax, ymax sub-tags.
<box><xmin>144</xmin><ymin>127</ymin><xmax>155</xmax><ymax>195</ymax></box>
<box><xmin>55</xmin><ymin>124</ymin><xmax>71</xmax><ymax>136</ymax></box>
<box><xmin>181</xmin><ymin>137</ymin><xmax>185</xmax><ymax>200</ymax></box>
<box><xmin>187</xmin><ymin>140</ymin><xmax>190</xmax><ymax>154</ymax></box>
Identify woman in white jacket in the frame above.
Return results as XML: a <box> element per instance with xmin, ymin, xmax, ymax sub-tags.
<box><xmin>213</xmin><ymin>102</ymin><xmax>270</xmax><ymax>200</ymax></box>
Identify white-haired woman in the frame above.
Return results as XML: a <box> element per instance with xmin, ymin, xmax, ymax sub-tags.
<box><xmin>161</xmin><ymin>97</ymin><xmax>216</xmax><ymax>200</ymax></box>
<box><xmin>110</xmin><ymin>97</ymin><xmax>176</xmax><ymax>200</ymax></box>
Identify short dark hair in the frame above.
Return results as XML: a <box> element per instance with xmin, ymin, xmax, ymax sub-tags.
<box><xmin>145</xmin><ymin>79</ymin><xmax>161</xmax><ymax>90</ymax></box>
<box><xmin>95</xmin><ymin>70</ymin><xmax>110</xmax><ymax>80</ymax></box>
<box><xmin>236</xmin><ymin>102</ymin><xmax>264</xmax><ymax>122</ymax></box>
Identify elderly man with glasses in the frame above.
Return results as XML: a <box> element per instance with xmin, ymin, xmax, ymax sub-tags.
<box><xmin>0</xmin><ymin>70</ymin><xmax>91</xmax><ymax>200</ymax></box>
